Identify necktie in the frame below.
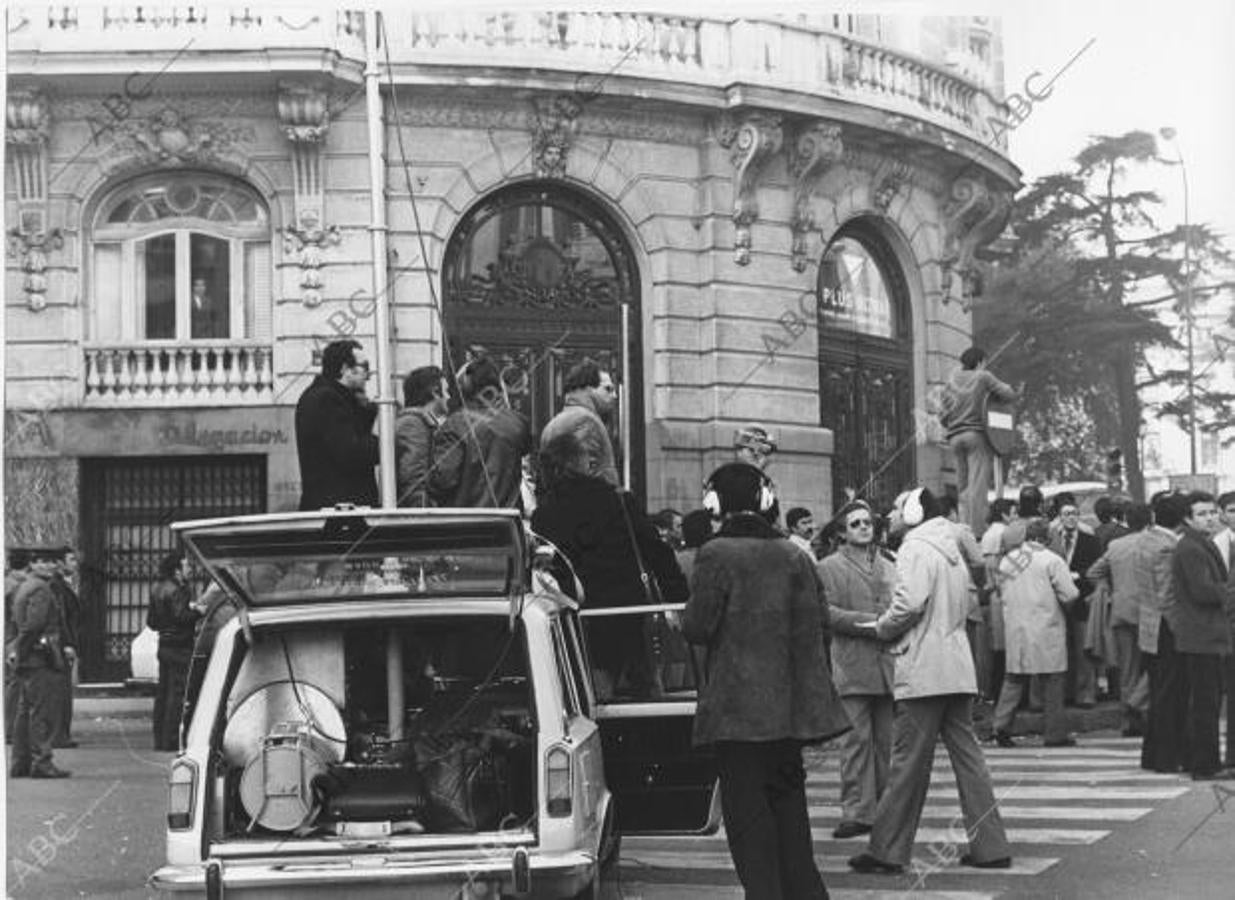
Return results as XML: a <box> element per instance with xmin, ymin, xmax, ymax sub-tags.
<box><xmin>1064</xmin><ymin>532</ymin><xmax>1074</xmax><ymax>560</ymax></box>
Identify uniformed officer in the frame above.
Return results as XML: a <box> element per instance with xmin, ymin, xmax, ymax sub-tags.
<box><xmin>9</xmin><ymin>546</ymin><xmax>73</xmax><ymax>778</ymax></box>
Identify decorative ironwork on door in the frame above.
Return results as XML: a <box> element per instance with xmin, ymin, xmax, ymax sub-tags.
<box><xmin>78</xmin><ymin>455</ymin><xmax>266</xmax><ymax>681</ymax></box>
<box><xmin>443</xmin><ymin>182</ymin><xmax>643</xmax><ymax>496</ymax></box>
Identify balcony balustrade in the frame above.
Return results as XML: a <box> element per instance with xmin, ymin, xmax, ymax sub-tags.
<box><xmin>10</xmin><ymin>7</ymin><xmax>1005</xmax><ymax>152</ymax></box>
<box><xmin>83</xmin><ymin>341</ymin><xmax>273</xmax><ymax>407</ymax></box>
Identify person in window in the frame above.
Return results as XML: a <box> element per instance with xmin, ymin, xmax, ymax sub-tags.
<box><xmin>430</xmin><ymin>356</ymin><xmax>531</xmax><ymax>509</ymax></box>
<box><xmin>539</xmin><ymin>358</ymin><xmax>620</xmax><ymax>487</ymax></box>
<box><xmin>189</xmin><ymin>276</ymin><xmax>228</xmax><ymax>339</ymax></box>
<box><xmin>683</xmin><ymin>462</ymin><xmax>847</xmax><ymax>898</ymax></box>
<box><xmin>148</xmin><ymin>551</ymin><xmax>202</xmax><ymax>752</ymax></box>
<box><xmin>295</xmin><ymin>339</ymin><xmax>380</xmax><ymax>510</ymax></box>
<box><xmin>531</xmin><ymin>429</ymin><xmax>686</xmax><ymax>698</ymax></box>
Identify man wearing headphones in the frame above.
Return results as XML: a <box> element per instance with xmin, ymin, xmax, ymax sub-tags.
<box><xmin>849</xmin><ymin>487</ymin><xmax>1010</xmax><ymax>875</ymax></box>
<box><xmin>682</xmin><ymin>462</ymin><xmax>848</xmax><ymax>899</ymax></box>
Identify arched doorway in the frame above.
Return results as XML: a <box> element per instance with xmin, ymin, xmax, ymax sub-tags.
<box><xmin>817</xmin><ymin>220</ymin><xmax>915</xmax><ymax>513</ymax></box>
<box><xmin>442</xmin><ymin>182</ymin><xmax>644</xmax><ymax>497</ymax></box>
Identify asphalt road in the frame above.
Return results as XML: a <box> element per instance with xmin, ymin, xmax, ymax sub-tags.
<box><xmin>5</xmin><ymin>711</ymin><xmax>1233</xmax><ymax>900</ymax></box>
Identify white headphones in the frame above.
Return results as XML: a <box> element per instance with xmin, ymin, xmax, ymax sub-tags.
<box><xmin>898</xmin><ymin>488</ymin><xmax>926</xmax><ymax>527</ymax></box>
<box><xmin>702</xmin><ymin>466</ymin><xmax>776</xmax><ymax>517</ymax></box>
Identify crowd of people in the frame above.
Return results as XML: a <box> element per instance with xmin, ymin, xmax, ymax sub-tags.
<box><xmin>6</xmin><ymin>336</ymin><xmax>1232</xmax><ymax>900</ymax></box>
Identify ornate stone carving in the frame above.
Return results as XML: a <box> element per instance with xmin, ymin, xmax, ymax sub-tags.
<box><xmin>7</xmin><ymin>226</ymin><xmax>64</xmax><ymax>312</ymax></box>
<box><xmin>282</xmin><ymin>209</ymin><xmax>341</xmax><ymax>308</ymax></box>
<box><xmin>399</xmin><ymin>100</ymin><xmax>704</xmax><ymax>145</ymax></box>
<box><xmin>529</xmin><ymin>95</ymin><xmax>583</xmax><ymax>178</ymax></box>
<box><xmin>872</xmin><ymin>161</ymin><xmax>912</xmax><ymax>213</ymax></box>
<box><xmin>278</xmin><ymin>81</ymin><xmax>330</xmax><ymax>144</ymax></box>
<box><xmin>787</xmin><ymin>121</ymin><xmax>844</xmax><ymax>272</ymax></box>
<box><xmin>6</xmin><ymin>89</ymin><xmax>50</xmax><ymax>209</ymax></box>
<box><xmin>715</xmin><ymin>112</ymin><xmax>783</xmax><ymax>266</ymax></box>
<box><xmin>940</xmin><ymin>175</ymin><xmax>1011</xmax><ymax>309</ymax></box>
<box><xmin>114</xmin><ymin>107</ymin><xmax>255</xmax><ymax>167</ymax></box>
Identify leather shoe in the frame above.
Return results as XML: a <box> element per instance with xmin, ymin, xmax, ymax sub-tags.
<box><xmin>1044</xmin><ymin>737</ymin><xmax>1077</xmax><ymax>748</ymax></box>
<box><xmin>1191</xmin><ymin>769</ymin><xmax>1235</xmax><ymax>782</ymax></box>
<box><xmin>961</xmin><ymin>854</ymin><xmax>1012</xmax><ymax>869</ymax></box>
<box><xmin>848</xmin><ymin>852</ymin><xmax>904</xmax><ymax>875</ymax></box>
<box><xmin>1121</xmin><ymin>726</ymin><xmax>1144</xmax><ymax>738</ymax></box>
<box><xmin>9</xmin><ymin>765</ymin><xmax>30</xmax><ymax>778</ymax></box>
<box><xmin>993</xmin><ymin>731</ymin><xmax>1016</xmax><ymax>748</ymax></box>
<box><xmin>29</xmin><ymin>764</ymin><xmax>71</xmax><ymax>779</ymax></box>
<box><xmin>832</xmin><ymin>821</ymin><xmax>873</xmax><ymax>839</ymax></box>
<box><xmin>53</xmin><ymin>740</ymin><xmax>79</xmax><ymax>749</ymax></box>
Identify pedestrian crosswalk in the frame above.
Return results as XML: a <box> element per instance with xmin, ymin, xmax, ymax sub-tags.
<box><xmin>617</xmin><ymin>735</ymin><xmax>1194</xmax><ymax>898</ymax></box>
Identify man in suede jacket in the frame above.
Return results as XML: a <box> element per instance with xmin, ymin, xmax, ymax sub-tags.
<box><xmin>683</xmin><ymin>462</ymin><xmax>848</xmax><ymax>900</ymax></box>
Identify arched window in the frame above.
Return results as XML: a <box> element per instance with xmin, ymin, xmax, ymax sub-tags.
<box><xmin>442</xmin><ymin>182</ymin><xmax>644</xmax><ymax>495</ymax></box>
<box><xmin>817</xmin><ymin>221</ymin><xmax>914</xmax><ymax>511</ymax></box>
<box><xmin>90</xmin><ymin>173</ymin><xmax>271</xmax><ymax>342</ymax></box>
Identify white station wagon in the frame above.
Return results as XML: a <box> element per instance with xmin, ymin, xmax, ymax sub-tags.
<box><xmin>149</xmin><ymin>508</ymin><xmax>718</xmax><ymax>899</ymax></box>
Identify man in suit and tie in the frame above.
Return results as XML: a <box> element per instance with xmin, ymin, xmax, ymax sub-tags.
<box><xmin>1171</xmin><ymin>491</ymin><xmax>1232</xmax><ymax>780</ymax></box>
<box><xmin>1139</xmin><ymin>493</ymin><xmax>1189</xmax><ymax>772</ymax></box>
<box><xmin>1050</xmin><ymin>498</ymin><xmax>1102</xmax><ymax>707</ymax></box>
<box><xmin>1214</xmin><ymin>492</ymin><xmax>1235</xmax><ymax>767</ymax></box>
<box><xmin>1087</xmin><ymin>503</ymin><xmax>1153</xmax><ymax>736</ymax></box>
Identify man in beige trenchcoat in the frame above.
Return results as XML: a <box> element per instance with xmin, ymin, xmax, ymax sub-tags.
<box><xmin>991</xmin><ymin>518</ymin><xmax>1079</xmax><ymax>747</ymax></box>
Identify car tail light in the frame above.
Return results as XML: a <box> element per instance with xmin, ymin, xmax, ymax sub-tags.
<box><xmin>545</xmin><ymin>744</ymin><xmax>572</xmax><ymax>817</ymax></box>
<box><xmin>168</xmin><ymin>758</ymin><xmax>198</xmax><ymax>830</ymax></box>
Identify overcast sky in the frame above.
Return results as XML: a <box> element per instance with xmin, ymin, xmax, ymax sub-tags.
<box><xmin>1002</xmin><ymin>0</ymin><xmax>1235</xmax><ymax>246</ymax></box>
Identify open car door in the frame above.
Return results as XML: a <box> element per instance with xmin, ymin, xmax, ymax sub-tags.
<box><xmin>576</xmin><ymin>604</ymin><xmax>720</xmax><ymax>835</ymax></box>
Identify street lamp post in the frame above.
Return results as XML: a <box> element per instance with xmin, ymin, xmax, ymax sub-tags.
<box><xmin>1159</xmin><ymin>127</ymin><xmax>1197</xmax><ymax>475</ymax></box>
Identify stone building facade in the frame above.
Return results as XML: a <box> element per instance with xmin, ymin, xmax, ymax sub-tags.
<box><xmin>5</xmin><ymin>8</ymin><xmax>1017</xmax><ymax>680</ymax></box>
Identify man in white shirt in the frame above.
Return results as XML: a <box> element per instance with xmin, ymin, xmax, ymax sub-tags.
<box><xmin>786</xmin><ymin>507</ymin><xmax>816</xmax><ymax>557</ymax></box>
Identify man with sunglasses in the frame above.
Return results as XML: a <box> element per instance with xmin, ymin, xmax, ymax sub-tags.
<box><xmin>294</xmin><ymin>339</ymin><xmax>379</xmax><ymax>510</ymax></box>
<box><xmin>818</xmin><ymin>500</ymin><xmax>896</xmax><ymax>840</ymax></box>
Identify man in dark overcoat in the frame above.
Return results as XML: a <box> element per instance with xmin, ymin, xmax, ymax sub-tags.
<box><xmin>1170</xmin><ymin>491</ymin><xmax>1232</xmax><ymax>780</ymax></box>
<box><xmin>9</xmin><ymin>547</ymin><xmax>73</xmax><ymax>778</ymax></box>
<box><xmin>683</xmin><ymin>462</ymin><xmax>848</xmax><ymax>899</ymax></box>
<box><xmin>294</xmin><ymin>339</ymin><xmax>379</xmax><ymax>510</ymax></box>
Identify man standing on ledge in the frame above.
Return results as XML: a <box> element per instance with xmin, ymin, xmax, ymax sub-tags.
<box><xmin>939</xmin><ymin>346</ymin><xmax>1019</xmax><ymax>537</ymax></box>
<box><xmin>295</xmin><ymin>339</ymin><xmax>379</xmax><ymax>510</ymax></box>
<box><xmin>540</xmin><ymin>359</ymin><xmax>620</xmax><ymax>487</ymax></box>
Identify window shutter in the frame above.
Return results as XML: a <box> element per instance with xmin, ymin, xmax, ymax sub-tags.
<box><xmin>245</xmin><ymin>241</ymin><xmax>272</xmax><ymax>341</ymax></box>
<box><xmin>92</xmin><ymin>243</ymin><xmax>123</xmax><ymax>341</ymax></box>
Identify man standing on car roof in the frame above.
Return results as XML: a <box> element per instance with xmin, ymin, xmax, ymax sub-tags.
<box><xmin>683</xmin><ymin>462</ymin><xmax>848</xmax><ymax>899</ymax></box>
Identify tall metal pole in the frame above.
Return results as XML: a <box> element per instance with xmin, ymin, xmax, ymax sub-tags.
<box><xmin>1161</xmin><ymin>128</ymin><xmax>1197</xmax><ymax>475</ymax></box>
<box><xmin>365</xmin><ymin>9</ymin><xmax>397</xmax><ymax>508</ymax></box>
<box><xmin>365</xmin><ymin>10</ymin><xmax>404</xmax><ymax>742</ymax></box>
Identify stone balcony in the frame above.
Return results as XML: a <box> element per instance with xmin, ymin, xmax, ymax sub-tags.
<box><xmin>8</xmin><ymin>7</ymin><xmax>1009</xmax><ymax>156</ymax></box>
<box><xmin>83</xmin><ymin>341</ymin><xmax>273</xmax><ymax>407</ymax></box>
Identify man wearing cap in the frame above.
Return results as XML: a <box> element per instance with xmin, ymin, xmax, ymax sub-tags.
<box><xmin>9</xmin><ymin>547</ymin><xmax>73</xmax><ymax>778</ymax></box>
<box><xmin>683</xmin><ymin>462</ymin><xmax>848</xmax><ymax>898</ymax></box>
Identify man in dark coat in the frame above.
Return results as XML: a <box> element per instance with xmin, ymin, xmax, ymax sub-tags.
<box><xmin>50</xmin><ymin>549</ymin><xmax>81</xmax><ymax>747</ymax></box>
<box><xmin>148</xmin><ymin>551</ymin><xmax>202</xmax><ymax>752</ymax></box>
<box><xmin>683</xmin><ymin>462</ymin><xmax>848</xmax><ymax>899</ymax></box>
<box><xmin>1050</xmin><ymin>497</ymin><xmax>1103</xmax><ymax>706</ymax></box>
<box><xmin>1139</xmin><ymin>492</ymin><xmax>1189</xmax><ymax>773</ymax></box>
<box><xmin>395</xmin><ymin>365</ymin><xmax>447</xmax><ymax>507</ymax></box>
<box><xmin>430</xmin><ymin>356</ymin><xmax>531</xmax><ymax>509</ymax></box>
<box><xmin>9</xmin><ymin>547</ymin><xmax>73</xmax><ymax>778</ymax></box>
<box><xmin>1170</xmin><ymin>491</ymin><xmax>1232</xmax><ymax>780</ymax></box>
<box><xmin>295</xmin><ymin>339</ymin><xmax>379</xmax><ymax>510</ymax></box>
<box><xmin>532</xmin><ymin>430</ymin><xmax>687</xmax><ymax>697</ymax></box>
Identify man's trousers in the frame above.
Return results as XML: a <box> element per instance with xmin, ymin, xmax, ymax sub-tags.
<box><xmin>868</xmin><ymin>694</ymin><xmax>1010</xmax><ymax>867</ymax></box>
<box><xmin>1112</xmin><ymin>623</ymin><xmax>1148</xmax><ymax>728</ymax></box>
<box><xmin>1142</xmin><ymin>621</ymin><xmax>1190</xmax><ymax>772</ymax></box>
<box><xmin>715</xmin><ymin>739</ymin><xmax>829</xmax><ymax>900</ymax></box>
<box><xmin>1178</xmin><ymin>652</ymin><xmax>1223</xmax><ymax>777</ymax></box>
<box><xmin>838</xmin><ymin>694</ymin><xmax>893</xmax><ymax>827</ymax></box>
<box><xmin>993</xmin><ymin>671</ymin><xmax>1066</xmax><ymax>743</ymax></box>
